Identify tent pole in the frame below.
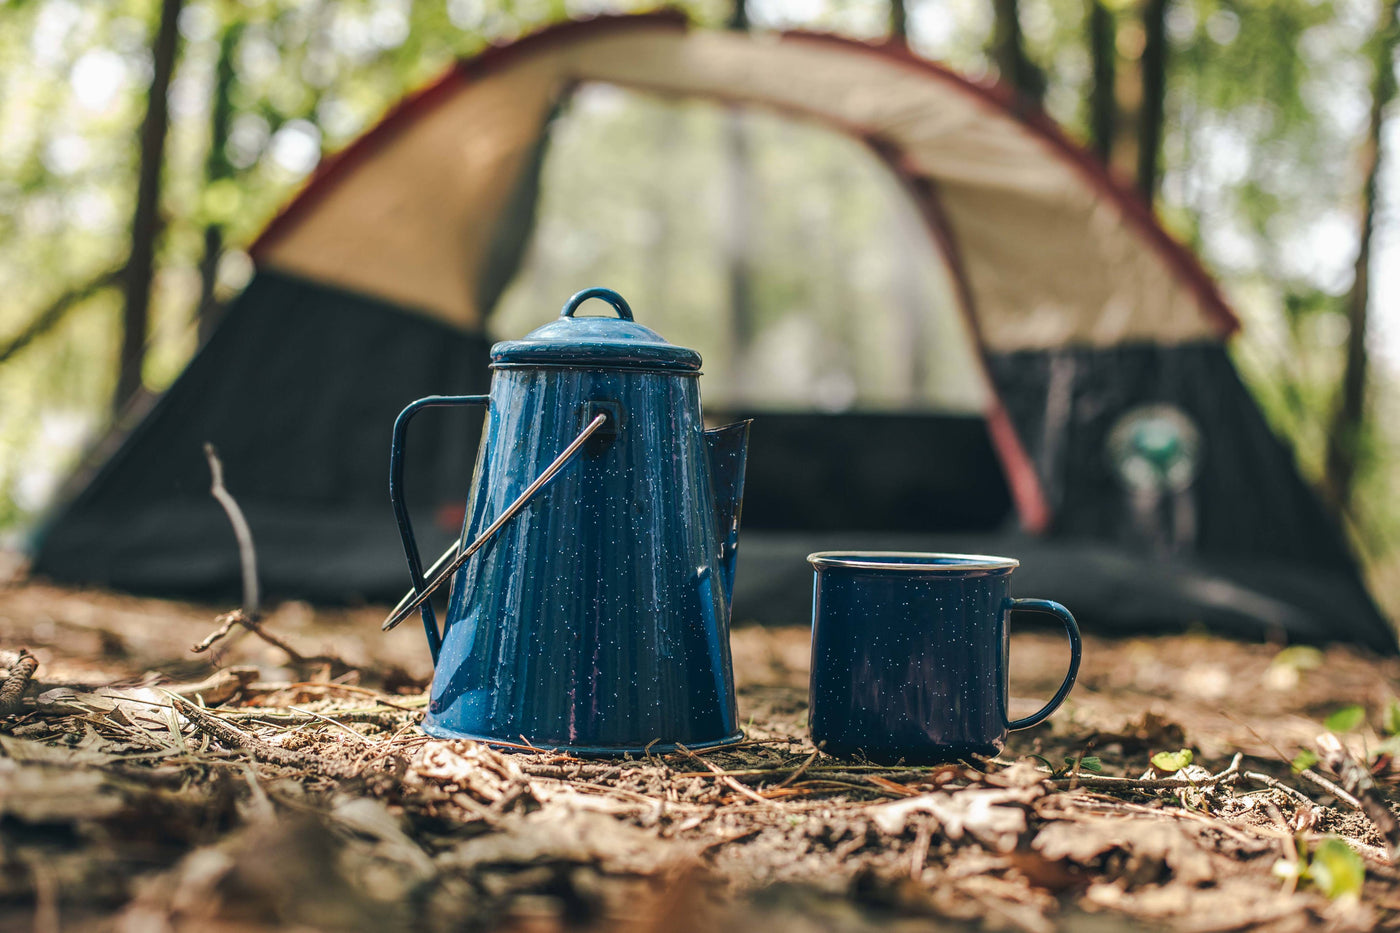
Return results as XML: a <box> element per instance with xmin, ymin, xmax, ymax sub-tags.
<box><xmin>864</xmin><ymin>140</ymin><xmax>1051</xmax><ymax>533</ymax></box>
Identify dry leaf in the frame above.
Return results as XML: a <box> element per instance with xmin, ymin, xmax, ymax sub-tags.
<box><xmin>1034</xmin><ymin>819</ymin><xmax>1217</xmax><ymax>888</ymax></box>
<box><xmin>871</xmin><ymin>786</ymin><xmax>1042</xmax><ymax>851</ymax></box>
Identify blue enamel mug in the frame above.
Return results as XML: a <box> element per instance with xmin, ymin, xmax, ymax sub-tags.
<box><xmin>807</xmin><ymin>552</ymin><xmax>1081</xmax><ymax>763</ymax></box>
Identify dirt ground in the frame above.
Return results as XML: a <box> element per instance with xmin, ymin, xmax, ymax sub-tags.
<box><xmin>3</xmin><ymin>580</ymin><xmax>1400</xmax><ymax>932</ymax></box>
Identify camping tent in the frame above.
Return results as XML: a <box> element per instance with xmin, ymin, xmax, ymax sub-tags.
<box><xmin>32</xmin><ymin>12</ymin><xmax>1394</xmax><ymax>651</ymax></box>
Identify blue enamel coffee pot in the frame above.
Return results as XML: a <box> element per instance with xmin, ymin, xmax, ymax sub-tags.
<box><xmin>384</xmin><ymin>287</ymin><xmax>751</xmax><ymax>754</ymax></box>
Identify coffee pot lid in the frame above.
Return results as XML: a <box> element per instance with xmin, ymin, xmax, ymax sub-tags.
<box><xmin>490</xmin><ymin>287</ymin><xmax>702</xmax><ymax>373</ymax></box>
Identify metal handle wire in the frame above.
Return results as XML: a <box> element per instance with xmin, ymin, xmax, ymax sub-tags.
<box><xmin>382</xmin><ymin>411</ymin><xmax>609</xmax><ymax>633</ymax></box>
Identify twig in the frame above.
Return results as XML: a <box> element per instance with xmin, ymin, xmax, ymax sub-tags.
<box><xmin>190</xmin><ymin>610</ymin><xmax>363</xmax><ymax>680</ymax></box>
<box><xmin>909</xmin><ymin>819</ymin><xmax>934</xmax><ymax>877</ymax></box>
<box><xmin>1243</xmin><ymin>771</ymin><xmax>1317</xmax><ymax>808</ymax></box>
<box><xmin>1263</xmin><ymin>800</ymin><xmax>1300</xmax><ymax>877</ymax></box>
<box><xmin>0</xmin><ymin>649</ymin><xmax>39</xmax><ymax>716</ymax></box>
<box><xmin>773</xmin><ymin>748</ymin><xmax>821</xmax><ymax>789</ymax></box>
<box><xmin>221</xmin><ymin>708</ymin><xmax>411</xmax><ymax>726</ymax></box>
<box><xmin>1050</xmin><ymin>754</ymin><xmax>1241</xmax><ymax>791</ymax></box>
<box><xmin>287</xmin><ymin>706</ymin><xmax>374</xmax><ymax>746</ymax></box>
<box><xmin>240</xmin><ymin>764</ymin><xmax>276</xmax><ymax>822</ymax></box>
<box><xmin>788</xmin><ymin>778</ymin><xmax>908</xmax><ymax>798</ymax></box>
<box><xmin>1056</xmin><ymin>793</ymin><xmax>1274</xmax><ymax>849</ymax></box>
<box><xmin>361</xmin><ymin>725</ymin><xmax>429</xmax><ymax>765</ymax></box>
<box><xmin>167</xmin><ymin>693</ymin><xmax>357</xmax><ymax>778</ymax></box>
<box><xmin>519</xmin><ymin>761</ymin><xmax>622</xmax><ymax>779</ymax></box>
<box><xmin>281</xmin><ymin>682</ymin><xmax>423</xmax><ymax>713</ymax></box>
<box><xmin>192</xmin><ymin>610</ymin><xmax>308</xmax><ymax>662</ymax></box>
<box><xmin>23</xmin><ymin>853</ymin><xmax>60</xmax><ymax>933</ymax></box>
<box><xmin>1297</xmin><ymin>767</ymin><xmax>1364</xmax><ymax>811</ymax></box>
<box><xmin>675</xmin><ymin>742</ymin><xmax>780</xmax><ymax>808</ymax></box>
<box><xmin>204</xmin><ymin>444</ymin><xmax>259</xmax><ymax>619</ymax></box>
<box><xmin>191</xmin><ymin>613</ymin><xmax>241</xmax><ymax>653</ymax></box>
<box><xmin>673</xmin><ymin>766</ymin><xmax>948</xmax><ymax>783</ymax></box>
<box><xmin>1316</xmin><ymin>732</ymin><xmax>1400</xmax><ymax>857</ymax></box>
<box><xmin>1221</xmin><ymin>710</ymin><xmax>1301</xmax><ymax>768</ymax></box>
<box><xmin>866</xmin><ymin>775</ymin><xmax>922</xmax><ymax>797</ymax></box>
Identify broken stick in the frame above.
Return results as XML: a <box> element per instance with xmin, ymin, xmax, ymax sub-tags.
<box><xmin>204</xmin><ymin>443</ymin><xmax>260</xmax><ymax>619</ymax></box>
<box><xmin>1317</xmin><ymin>732</ymin><xmax>1400</xmax><ymax>858</ymax></box>
<box><xmin>167</xmin><ymin>692</ymin><xmax>358</xmax><ymax>779</ymax></box>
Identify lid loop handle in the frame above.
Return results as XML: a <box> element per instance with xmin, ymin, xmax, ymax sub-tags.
<box><xmin>561</xmin><ymin>287</ymin><xmax>634</xmax><ymax>321</ymax></box>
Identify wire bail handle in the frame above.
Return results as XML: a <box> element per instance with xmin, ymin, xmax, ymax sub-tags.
<box><xmin>561</xmin><ymin>287</ymin><xmax>634</xmax><ymax>321</ymax></box>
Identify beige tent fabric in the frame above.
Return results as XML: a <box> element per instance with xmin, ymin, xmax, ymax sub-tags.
<box><xmin>254</xmin><ymin>20</ymin><xmax>1230</xmax><ymax>351</ymax></box>
<box><xmin>255</xmin><ymin>54</ymin><xmax>567</xmax><ymax>329</ymax></box>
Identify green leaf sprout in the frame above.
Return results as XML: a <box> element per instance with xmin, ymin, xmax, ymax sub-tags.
<box><xmin>1150</xmin><ymin>749</ymin><xmax>1194</xmax><ymax>772</ymax></box>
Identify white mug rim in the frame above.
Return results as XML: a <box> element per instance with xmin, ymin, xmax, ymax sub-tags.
<box><xmin>806</xmin><ymin>551</ymin><xmax>1020</xmax><ymax>572</ymax></box>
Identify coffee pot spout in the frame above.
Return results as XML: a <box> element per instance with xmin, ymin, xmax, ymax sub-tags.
<box><xmin>703</xmin><ymin>420</ymin><xmax>752</xmax><ymax>612</ymax></box>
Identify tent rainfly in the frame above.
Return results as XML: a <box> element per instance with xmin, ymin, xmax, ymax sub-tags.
<box><xmin>31</xmin><ymin>13</ymin><xmax>1395</xmax><ymax>652</ymax></box>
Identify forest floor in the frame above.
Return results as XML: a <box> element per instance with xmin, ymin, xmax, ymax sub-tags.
<box><xmin>2</xmin><ymin>580</ymin><xmax>1400</xmax><ymax>932</ymax></box>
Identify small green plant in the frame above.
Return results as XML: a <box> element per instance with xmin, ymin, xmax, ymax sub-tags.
<box><xmin>1275</xmin><ymin>837</ymin><xmax>1365</xmax><ymax>900</ymax></box>
<box><xmin>1291</xmin><ymin>748</ymin><xmax>1320</xmax><ymax>773</ymax></box>
<box><xmin>1324</xmin><ymin>705</ymin><xmax>1366</xmax><ymax>733</ymax></box>
<box><xmin>1151</xmin><ymin>749</ymin><xmax>1193</xmax><ymax>772</ymax></box>
<box><xmin>1383</xmin><ymin>699</ymin><xmax>1400</xmax><ymax>736</ymax></box>
<box><xmin>1270</xmin><ymin>645</ymin><xmax>1324</xmax><ymax>672</ymax></box>
<box><xmin>1027</xmin><ymin>753</ymin><xmax>1104</xmax><ymax>776</ymax></box>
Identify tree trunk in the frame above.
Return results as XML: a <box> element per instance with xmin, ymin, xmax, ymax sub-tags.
<box><xmin>1088</xmin><ymin>0</ymin><xmax>1116</xmax><ymax>164</ymax></box>
<box><xmin>197</xmin><ymin>21</ymin><xmax>240</xmax><ymax>344</ymax></box>
<box><xmin>115</xmin><ymin>0</ymin><xmax>182</xmax><ymax>413</ymax></box>
<box><xmin>990</xmin><ymin>0</ymin><xmax>1044</xmax><ymax>105</ymax></box>
<box><xmin>1323</xmin><ymin>0</ymin><xmax>1399</xmax><ymax>512</ymax></box>
<box><xmin>723</xmin><ymin>110</ymin><xmax>755</xmax><ymax>392</ymax></box>
<box><xmin>725</xmin><ymin>0</ymin><xmax>754</xmax><ymax>392</ymax></box>
<box><xmin>1136</xmin><ymin>0</ymin><xmax>1168</xmax><ymax>202</ymax></box>
<box><xmin>727</xmin><ymin>0</ymin><xmax>747</xmax><ymax>32</ymax></box>
<box><xmin>890</xmin><ymin>0</ymin><xmax>908</xmax><ymax>45</ymax></box>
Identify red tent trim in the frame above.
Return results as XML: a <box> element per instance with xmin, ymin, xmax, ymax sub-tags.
<box><xmin>253</xmin><ymin>14</ymin><xmax>1241</xmax><ymax>342</ymax></box>
<box><xmin>783</xmin><ymin>30</ymin><xmax>1239</xmax><ymax>337</ymax></box>
<box><xmin>250</xmin><ymin>12</ymin><xmax>690</xmax><ymax>260</ymax></box>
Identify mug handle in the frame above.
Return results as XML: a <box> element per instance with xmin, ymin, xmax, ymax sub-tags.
<box><xmin>1006</xmin><ymin>598</ymin><xmax>1082</xmax><ymax>731</ymax></box>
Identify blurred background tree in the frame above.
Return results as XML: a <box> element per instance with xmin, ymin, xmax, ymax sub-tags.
<box><xmin>0</xmin><ymin>0</ymin><xmax>1396</xmax><ymax>617</ymax></box>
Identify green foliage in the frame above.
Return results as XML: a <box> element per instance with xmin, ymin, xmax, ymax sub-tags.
<box><xmin>1384</xmin><ymin>699</ymin><xmax>1400</xmax><ymax>736</ymax></box>
<box><xmin>1324</xmin><ymin>705</ymin><xmax>1367</xmax><ymax>733</ymax></box>
<box><xmin>1308</xmin><ymin>837</ymin><xmax>1367</xmax><ymax>899</ymax></box>
<box><xmin>1273</xmin><ymin>836</ymin><xmax>1366</xmax><ymax>899</ymax></box>
<box><xmin>1028</xmin><ymin>753</ymin><xmax>1103</xmax><ymax>776</ymax></box>
<box><xmin>1151</xmin><ymin>749</ymin><xmax>1194</xmax><ymax>772</ymax></box>
<box><xmin>1271</xmin><ymin>645</ymin><xmax>1325</xmax><ymax>672</ymax></box>
<box><xmin>1291</xmin><ymin>748</ymin><xmax>1320</xmax><ymax>773</ymax></box>
<box><xmin>0</xmin><ymin>0</ymin><xmax>583</xmax><ymax>529</ymax></box>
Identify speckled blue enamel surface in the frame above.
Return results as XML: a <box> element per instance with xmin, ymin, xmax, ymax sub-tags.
<box><xmin>422</xmin><ymin>364</ymin><xmax>747</xmax><ymax>754</ymax></box>
<box><xmin>490</xmin><ymin>315</ymin><xmax>702</xmax><ymax>372</ymax></box>
<box><xmin>808</xmin><ymin>560</ymin><xmax>1020</xmax><ymax>764</ymax></box>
